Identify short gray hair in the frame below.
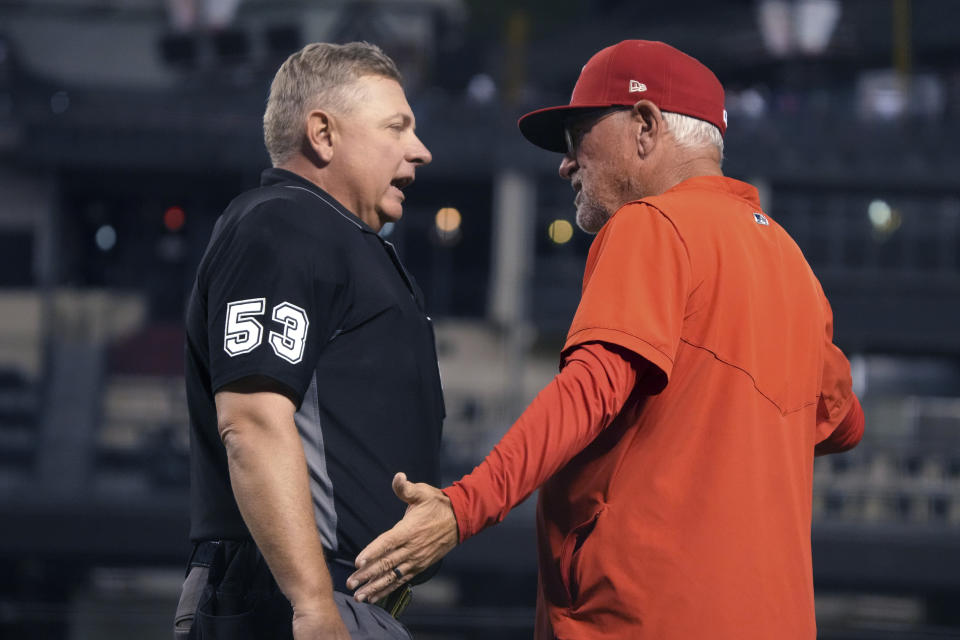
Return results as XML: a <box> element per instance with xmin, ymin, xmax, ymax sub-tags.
<box><xmin>662</xmin><ymin>111</ymin><xmax>724</xmax><ymax>162</ymax></box>
<box><xmin>263</xmin><ymin>42</ymin><xmax>402</xmax><ymax>166</ymax></box>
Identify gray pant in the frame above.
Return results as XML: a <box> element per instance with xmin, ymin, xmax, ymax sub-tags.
<box><xmin>174</xmin><ymin>558</ymin><xmax>412</xmax><ymax>639</ymax></box>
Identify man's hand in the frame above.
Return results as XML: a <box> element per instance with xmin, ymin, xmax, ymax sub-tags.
<box><xmin>347</xmin><ymin>472</ymin><xmax>458</xmax><ymax>603</ymax></box>
<box><xmin>292</xmin><ymin>602</ymin><xmax>351</xmax><ymax>640</ymax></box>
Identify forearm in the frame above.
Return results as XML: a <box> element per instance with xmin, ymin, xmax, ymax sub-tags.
<box><xmin>222</xmin><ymin>418</ymin><xmax>335</xmax><ymax>609</ymax></box>
<box><xmin>344</xmin><ymin>344</ymin><xmax>643</xmax><ymax>603</ymax></box>
<box><xmin>444</xmin><ymin>342</ymin><xmax>643</xmax><ymax>541</ymax></box>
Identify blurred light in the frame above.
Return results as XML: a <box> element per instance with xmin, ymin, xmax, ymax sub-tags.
<box><xmin>164</xmin><ymin>205</ymin><xmax>186</xmax><ymax>232</ymax></box>
<box><xmin>795</xmin><ymin>0</ymin><xmax>841</xmax><ymax>55</ymax></box>
<box><xmin>858</xmin><ymin>71</ymin><xmax>944</xmax><ymax>121</ymax></box>
<box><xmin>868</xmin><ymin>200</ymin><xmax>891</xmax><ymax>227</ymax></box>
<box><xmin>873</xmin><ymin>88</ymin><xmax>906</xmax><ymax>120</ymax></box>
<box><xmin>205</xmin><ymin>0</ymin><xmax>243</xmax><ymax>30</ymax></box>
<box><xmin>95</xmin><ymin>225</ymin><xmax>117</xmax><ymax>252</ymax></box>
<box><xmin>757</xmin><ymin>0</ymin><xmax>792</xmax><ymax>57</ymax></box>
<box><xmin>166</xmin><ymin>0</ymin><xmax>195</xmax><ymax>32</ymax></box>
<box><xmin>756</xmin><ymin>0</ymin><xmax>840</xmax><ymax>57</ymax></box>
<box><xmin>435</xmin><ymin>207</ymin><xmax>462</xmax><ymax>233</ymax></box>
<box><xmin>466</xmin><ymin>73</ymin><xmax>497</xmax><ymax>104</ymax></box>
<box><xmin>50</xmin><ymin>91</ymin><xmax>69</xmax><ymax>115</ymax></box>
<box><xmin>548</xmin><ymin>219</ymin><xmax>574</xmax><ymax>245</ymax></box>
<box><xmin>434</xmin><ymin>207</ymin><xmax>462</xmax><ymax>246</ymax></box>
<box><xmin>739</xmin><ymin>88</ymin><xmax>767</xmax><ymax>118</ymax></box>
<box><xmin>868</xmin><ymin>199</ymin><xmax>901</xmax><ymax>235</ymax></box>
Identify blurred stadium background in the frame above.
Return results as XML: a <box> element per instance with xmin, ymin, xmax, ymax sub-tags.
<box><xmin>1</xmin><ymin>0</ymin><xmax>959</xmax><ymax>638</ymax></box>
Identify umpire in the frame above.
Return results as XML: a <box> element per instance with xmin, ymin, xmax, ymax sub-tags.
<box><xmin>173</xmin><ymin>42</ymin><xmax>443</xmax><ymax>639</ymax></box>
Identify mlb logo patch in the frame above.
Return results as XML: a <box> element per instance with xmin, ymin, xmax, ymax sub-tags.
<box><xmin>753</xmin><ymin>212</ymin><xmax>769</xmax><ymax>226</ymax></box>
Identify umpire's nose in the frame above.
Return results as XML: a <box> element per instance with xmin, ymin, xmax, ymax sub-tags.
<box><xmin>408</xmin><ymin>133</ymin><xmax>432</xmax><ymax>167</ymax></box>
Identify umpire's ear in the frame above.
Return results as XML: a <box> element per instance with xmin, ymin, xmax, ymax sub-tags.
<box><xmin>631</xmin><ymin>99</ymin><xmax>665</xmax><ymax>160</ymax></box>
<box><xmin>304</xmin><ymin>109</ymin><xmax>335</xmax><ymax>164</ymax></box>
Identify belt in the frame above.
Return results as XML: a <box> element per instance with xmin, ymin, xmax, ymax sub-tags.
<box><xmin>190</xmin><ymin>541</ymin><xmax>412</xmax><ymax>619</ymax></box>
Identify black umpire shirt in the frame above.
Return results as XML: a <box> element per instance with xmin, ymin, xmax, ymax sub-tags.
<box><xmin>184</xmin><ymin>168</ymin><xmax>445</xmax><ymax>564</ymax></box>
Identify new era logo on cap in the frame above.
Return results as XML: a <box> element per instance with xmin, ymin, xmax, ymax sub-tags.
<box><xmin>629</xmin><ymin>80</ymin><xmax>647</xmax><ymax>93</ymax></box>
<box><xmin>753</xmin><ymin>212</ymin><xmax>769</xmax><ymax>226</ymax></box>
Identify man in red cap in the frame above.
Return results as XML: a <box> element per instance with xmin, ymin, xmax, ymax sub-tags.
<box><xmin>347</xmin><ymin>40</ymin><xmax>864</xmax><ymax>639</ymax></box>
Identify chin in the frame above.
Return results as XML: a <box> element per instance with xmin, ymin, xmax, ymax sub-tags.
<box><xmin>376</xmin><ymin>203</ymin><xmax>404</xmax><ymax>227</ymax></box>
<box><xmin>575</xmin><ymin>206</ymin><xmax>609</xmax><ymax>235</ymax></box>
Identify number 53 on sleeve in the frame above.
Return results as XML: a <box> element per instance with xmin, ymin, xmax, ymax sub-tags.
<box><xmin>223</xmin><ymin>298</ymin><xmax>310</xmax><ymax>364</ymax></box>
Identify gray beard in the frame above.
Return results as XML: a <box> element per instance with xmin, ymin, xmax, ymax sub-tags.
<box><xmin>575</xmin><ymin>193</ymin><xmax>612</xmax><ymax>235</ymax></box>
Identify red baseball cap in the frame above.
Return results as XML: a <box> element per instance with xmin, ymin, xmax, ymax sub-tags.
<box><xmin>518</xmin><ymin>40</ymin><xmax>727</xmax><ymax>153</ymax></box>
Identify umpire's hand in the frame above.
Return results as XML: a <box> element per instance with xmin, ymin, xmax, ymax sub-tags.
<box><xmin>347</xmin><ymin>472</ymin><xmax>458</xmax><ymax>603</ymax></box>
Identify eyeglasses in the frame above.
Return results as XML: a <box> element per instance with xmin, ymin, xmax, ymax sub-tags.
<box><xmin>563</xmin><ymin>106</ymin><xmax>630</xmax><ymax>155</ymax></box>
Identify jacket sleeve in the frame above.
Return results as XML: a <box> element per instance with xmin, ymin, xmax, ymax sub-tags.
<box><xmin>813</xmin><ymin>283</ymin><xmax>863</xmax><ymax>455</ymax></box>
<box><xmin>442</xmin><ymin>342</ymin><xmax>645</xmax><ymax>542</ymax></box>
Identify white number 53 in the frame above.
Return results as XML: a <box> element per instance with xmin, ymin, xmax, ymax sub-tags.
<box><xmin>223</xmin><ymin>298</ymin><xmax>309</xmax><ymax>364</ymax></box>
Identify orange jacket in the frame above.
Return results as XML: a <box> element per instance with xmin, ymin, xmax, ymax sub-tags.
<box><xmin>445</xmin><ymin>176</ymin><xmax>862</xmax><ymax>639</ymax></box>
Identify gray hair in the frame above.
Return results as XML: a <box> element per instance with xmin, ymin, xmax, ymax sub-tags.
<box><xmin>662</xmin><ymin>111</ymin><xmax>724</xmax><ymax>162</ymax></box>
<box><xmin>263</xmin><ymin>42</ymin><xmax>402</xmax><ymax>166</ymax></box>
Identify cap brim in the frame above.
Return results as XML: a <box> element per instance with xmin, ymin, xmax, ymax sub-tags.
<box><xmin>518</xmin><ymin>103</ymin><xmax>619</xmax><ymax>153</ymax></box>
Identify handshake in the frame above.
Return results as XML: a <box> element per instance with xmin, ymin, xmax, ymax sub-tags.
<box><xmin>346</xmin><ymin>473</ymin><xmax>459</xmax><ymax>605</ymax></box>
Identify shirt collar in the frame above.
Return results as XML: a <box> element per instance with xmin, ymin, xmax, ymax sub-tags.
<box><xmin>664</xmin><ymin>175</ymin><xmax>762</xmax><ymax>209</ymax></box>
<box><xmin>260</xmin><ymin>167</ymin><xmax>377</xmax><ymax>234</ymax></box>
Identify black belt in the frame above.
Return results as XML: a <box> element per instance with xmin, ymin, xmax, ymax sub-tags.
<box><xmin>190</xmin><ymin>541</ymin><xmax>412</xmax><ymax>619</ymax></box>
